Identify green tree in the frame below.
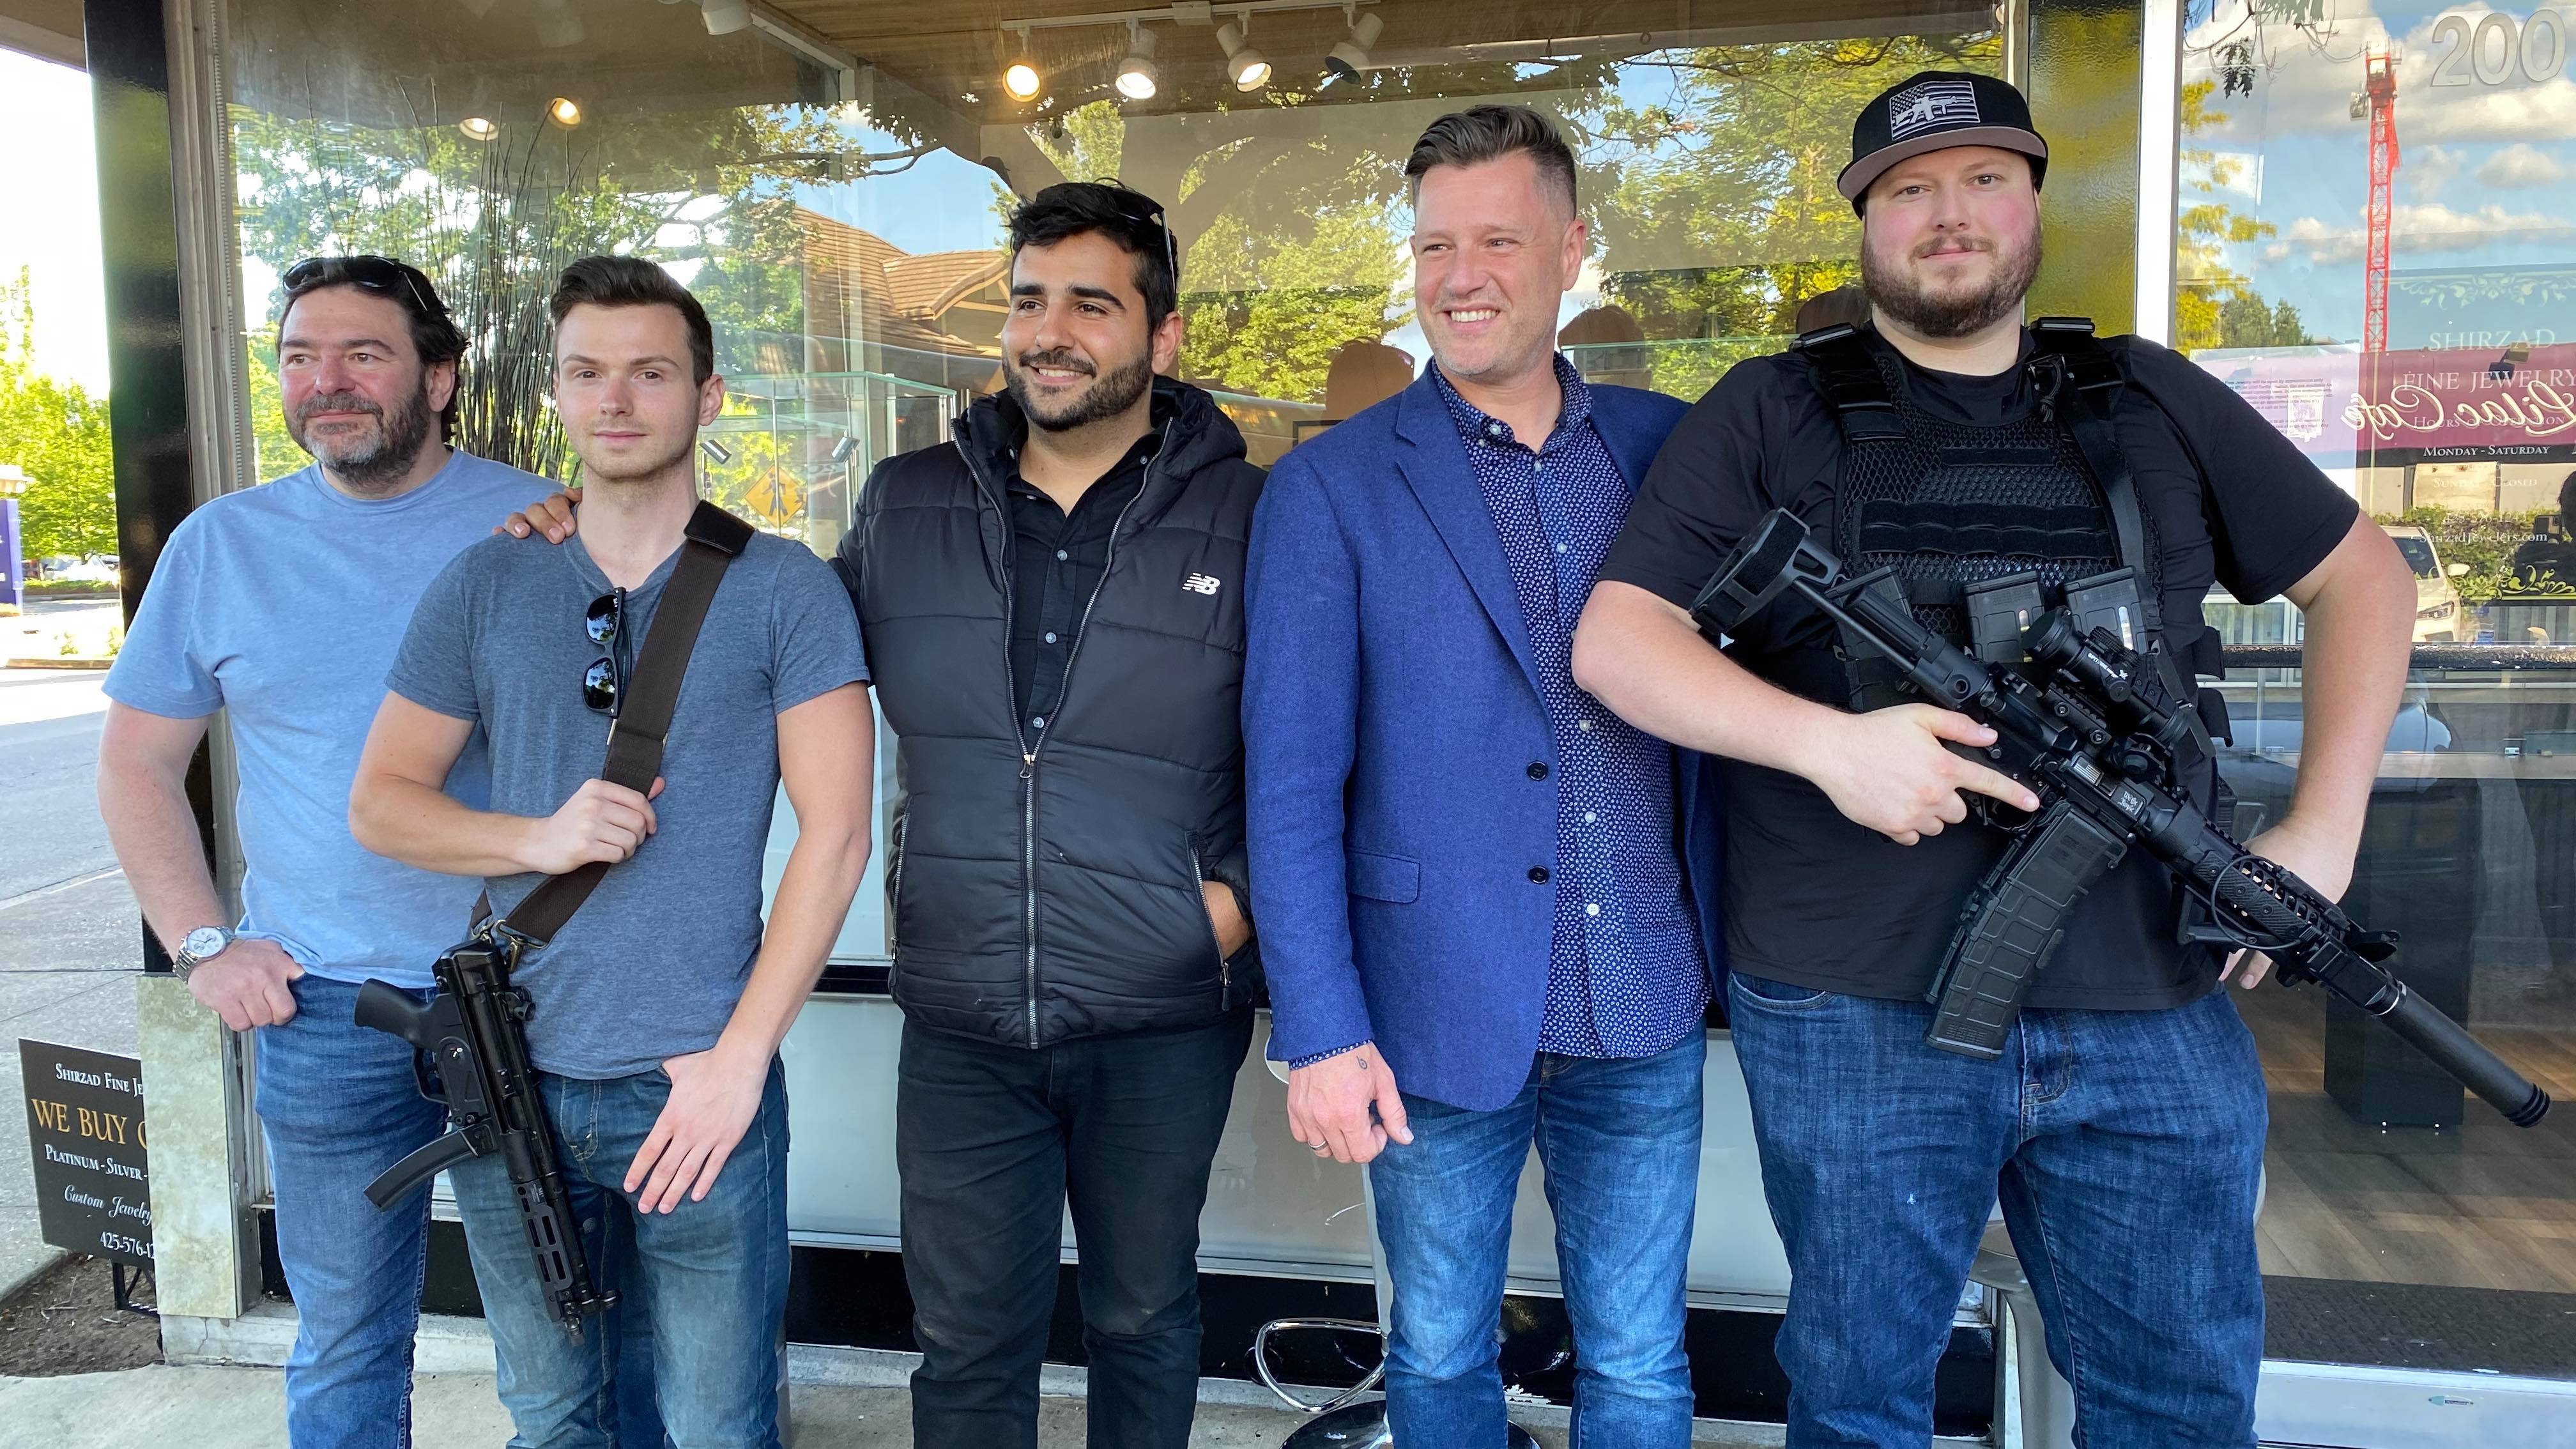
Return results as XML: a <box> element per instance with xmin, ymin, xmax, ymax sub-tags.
<box><xmin>2175</xmin><ymin>79</ymin><xmax>2312</xmax><ymax>353</ymax></box>
<box><xmin>1586</xmin><ymin>34</ymin><xmax>2003</xmax><ymax>396</ymax></box>
<box><xmin>0</xmin><ymin>272</ymin><xmax>115</xmax><ymax>559</ymax></box>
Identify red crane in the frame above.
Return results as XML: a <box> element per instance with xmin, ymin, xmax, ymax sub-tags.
<box><xmin>2361</xmin><ymin>45</ymin><xmax>2400</xmax><ymax>353</ymax></box>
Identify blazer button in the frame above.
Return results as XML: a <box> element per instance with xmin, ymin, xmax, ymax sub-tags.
<box><xmin>1528</xmin><ymin>866</ymin><xmax>1551</xmax><ymax>884</ymax></box>
<box><xmin>1526</xmin><ymin>762</ymin><xmax>1549</xmax><ymax>780</ymax></box>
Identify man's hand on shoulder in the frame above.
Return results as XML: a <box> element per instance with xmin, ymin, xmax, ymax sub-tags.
<box><xmin>499</xmin><ymin>487</ymin><xmax>581</xmax><ymax>543</ymax></box>
<box><xmin>1798</xmin><ymin>704</ymin><xmax>2040</xmax><ymax>847</ymax></box>
<box><xmin>518</xmin><ymin>777</ymin><xmax>665</xmax><ymax>875</ymax></box>
<box><xmin>188</xmin><ymin>937</ymin><xmax>303</xmax><ymax>1031</ymax></box>
<box><xmin>1286</xmin><ymin>1045</ymin><xmax>1413</xmax><ymax>1165</ymax></box>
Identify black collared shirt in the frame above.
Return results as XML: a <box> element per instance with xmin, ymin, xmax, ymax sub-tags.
<box><xmin>1005</xmin><ymin>430</ymin><xmax>1160</xmax><ymax>739</ymax></box>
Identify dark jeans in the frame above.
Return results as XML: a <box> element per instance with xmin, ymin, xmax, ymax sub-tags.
<box><xmin>896</xmin><ymin>1009</ymin><xmax>1254</xmax><ymax>1449</ymax></box>
<box><xmin>1727</xmin><ymin>972</ymin><xmax>2268</xmax><ymax>1448</ymax></box>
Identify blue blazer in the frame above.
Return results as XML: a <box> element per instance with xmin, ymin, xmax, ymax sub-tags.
<box><xmin>1243</xmin><ymin>369</ymin><xmax>1726</xmax><ymax>1111</ymax></box>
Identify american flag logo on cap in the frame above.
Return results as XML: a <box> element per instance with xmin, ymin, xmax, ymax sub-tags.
<box><xmin>1888</xmin><ymin>77</ymin><xmax>1981</xmax><ymax>139</ymax></box>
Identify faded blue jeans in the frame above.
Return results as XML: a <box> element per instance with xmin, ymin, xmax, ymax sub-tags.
<box><xmin>1727</xmin><ymin>972</ymin><xmax>2267</xmax><ymax>1448</ymax></box>
<box><xmin>1367</xmin><ymin>1032</ymin><xmax>1706</xmax><ymax>1449</ymax></box>
<box><xmin>257</xmin><ymin>974</ymin><xmax>664</xmax><ymax>1449</ymax></box>
<box><xmin>451</xmin><ymin>1057</ymin><xmax>790</xmax><ymax>1449</ymax></box>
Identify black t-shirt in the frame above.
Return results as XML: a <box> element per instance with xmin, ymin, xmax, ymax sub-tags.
<box><xmin>1597</xmin><ymin>328</ymin><xmax>2359</xmax><ymax>1009</ymax></box>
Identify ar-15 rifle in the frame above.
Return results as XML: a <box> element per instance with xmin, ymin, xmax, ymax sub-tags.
<box><xmin>1692</xmin><ymin>509</ymin><xmax>2550</xmax><ymax>1128</ymax></box>
<box><xmin>355</xmin><ymin>932</ymin><xmax>612</xmax><ymax>1335</ymax></box>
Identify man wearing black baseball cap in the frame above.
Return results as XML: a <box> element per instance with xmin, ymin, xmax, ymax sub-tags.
<box><xmin>1575</xmin><ymin>72</ymin><xmax>2418</xmax><ymax>1443</ymax></box>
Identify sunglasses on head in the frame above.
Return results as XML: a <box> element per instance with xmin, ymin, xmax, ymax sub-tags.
<box><xmin>282</xmin><ymin>255</ymin><xmax>443</xmax><ymax>319</ymax></box>
<box><xmin>1092</xmin><ymin>180</ymin><xmax>1180</xmax><ymax>293</ymax></box>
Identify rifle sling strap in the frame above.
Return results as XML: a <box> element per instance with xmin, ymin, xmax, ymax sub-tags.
<box><xmin>493</xmin><ymin>501</ymin><xmax>755</xmax><ymax>949</ymax></box>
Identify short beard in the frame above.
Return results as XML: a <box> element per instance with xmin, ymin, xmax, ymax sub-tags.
<box><xmin>288</xmin><ymin>381</ymin><xmax>437</xmax><ymax>496</ymax></box>
<box><xmin>1862</xmin><ymin>227</ymin><xmax>2044</xmax><ymax>341</ymax></box>
<box><xmin>1004</xmin><ymin>348</ymin><xmax>1154</xmax><ymax>434</ymax></box>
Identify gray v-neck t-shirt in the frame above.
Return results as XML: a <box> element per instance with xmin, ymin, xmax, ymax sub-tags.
<box><xmin>388</xmin><ymin>521</ymin><xmax>867</xmax><ymax>1078</ymax></box>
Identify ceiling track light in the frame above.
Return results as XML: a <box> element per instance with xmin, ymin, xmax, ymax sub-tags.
<box><xmin>1326</xmin><ymin>4</ymin><xmax>1381</xmax><ymax>81</ymax></box>
<box><xmin>1218</xmin><ymin>14</ymin><xmax>1269</xmax><ymax>91</ymax></box>
<box><xmin>1003</xmin><ymin>24</ymin><xmax>1043</xmax><ymax>101</ymax></box>
<box><xmin>700</xmin><ymin>0</ymin><xmax>752</xmax><ymax>36</ymax></box>
<box><xmin>1116</xmin><ymin>21</ymin><xmax>1160</xmax><ymax>102</ymax></box>
<box><xmin>547</xmin><ymin>96</ymin><xmax>584</xmax><ymax>128</ymax></box>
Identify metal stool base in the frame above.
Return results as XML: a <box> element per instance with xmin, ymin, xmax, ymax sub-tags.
<box><xmin>1281</xmin><ymin>1402</ymin><xmax>1541</xmax><ymax>1448</ymax></box>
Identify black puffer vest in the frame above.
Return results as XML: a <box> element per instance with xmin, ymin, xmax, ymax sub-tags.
<box><xmin>838</xmin><ymin>378</ymin><xmax>1265</xmax><ymax>1047</ymax></box>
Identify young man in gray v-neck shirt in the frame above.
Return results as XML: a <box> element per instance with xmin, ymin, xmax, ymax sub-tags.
<box><xmin>351</xmin><ymin>256</ymin><xmax>873</xmax><ymax>1448</ymax></box>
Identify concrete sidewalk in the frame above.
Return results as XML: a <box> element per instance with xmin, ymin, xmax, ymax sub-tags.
<box><xmin>0</xmin><ymin>1365</ymin><xmax>1331</xmax><ymax>1446</ymax></box>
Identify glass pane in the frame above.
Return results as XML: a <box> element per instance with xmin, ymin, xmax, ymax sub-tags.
<box><xmin>222</xmin><ymin>0</ymin><xmax>2009</xmax><ymax>969</ymax></box>
<box><xmin>2176</xmin><ymin>0</ymin><xmax>2576</xmax><ymax>1333</ymax></box>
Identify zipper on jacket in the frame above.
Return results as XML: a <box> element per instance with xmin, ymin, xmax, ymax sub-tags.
<box><xmin>885</xmin><ymin>816</ymin><xmax>908</xmax><ymax>960</ymax></box>
<box><xmin>1008</xmin><ymin>438</ymin><xmax>1166</xmax><ymax>1047</ymax></box>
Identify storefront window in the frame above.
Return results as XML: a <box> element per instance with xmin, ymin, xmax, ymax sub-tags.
<box><xmin>218</xmin><ymin>0</ymin><xmax>2005</xmax><ymax>966</ymax></box>
<box><xmin>2175</xmin><ymin>0</ymin><xmax>2576</xmax><ymax>1326</ymax></box>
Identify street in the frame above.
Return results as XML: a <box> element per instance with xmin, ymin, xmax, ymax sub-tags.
<box><xmin>0</xmin><ymin>661</ymin><xmax>141</xmax><ymax>1302</ymax></box>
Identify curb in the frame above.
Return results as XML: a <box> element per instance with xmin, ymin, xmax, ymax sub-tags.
<box><xmin>3</xmin><ymin>659</ymin><xmax>112</xmax><ymax>670</ymax></box>
<box><xmin>0</xmin><ymin>1248</ymin><xmax>69</xmax><ymax>1311</ymax></box>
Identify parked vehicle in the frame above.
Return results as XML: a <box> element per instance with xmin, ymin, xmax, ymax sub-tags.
<box><xmin>2383</xmin><ymin>525</ymin><xmax>2467</xmax><ymax>644</ymax></box>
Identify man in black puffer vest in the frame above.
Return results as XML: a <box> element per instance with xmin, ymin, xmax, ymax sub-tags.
<box><xmin>839</xmin><ymin>183</ymin><xmax>1263</xmax><ymax>1449</ymax></box>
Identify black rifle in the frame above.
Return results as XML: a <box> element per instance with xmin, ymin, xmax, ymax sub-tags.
<box><xmin>353</xmin><ymin>502</ymin><xmax>756</xmax><ymax>1335</ymax></box>
<box><xmin>1693</xmin><ymin>509</ymin><xmax>2550</xmax><ymax>1128</ymax></box>
<box><xmin>356</xmin><ymin>935</ymin><xmax>609</xmax><ymax>1333</ymax></box>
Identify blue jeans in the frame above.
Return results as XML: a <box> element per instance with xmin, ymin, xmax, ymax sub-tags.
<box><xmin>259</xmin><ymin>975</ymin><xmax>666</xmax><ymax>1449</ymax></box>
<box><xmin>1367</xmin><ymin>1032</ymin><xmax>1705</xmax><ymax>1449</ymax></box>
<box><xmin>1726</xmin><ymin>973</ymin><xmax>2267</xmax><ymax>1448</ymax></box>
<box><xmin>451</xmin><ymin>1058</ymin><xmax>791</xmax><ymax>1449</ymax></box>
<box><xmin>257</xmin><ymin>974</ymin><xmax>453</xmax><ymax>1448</ymax></box>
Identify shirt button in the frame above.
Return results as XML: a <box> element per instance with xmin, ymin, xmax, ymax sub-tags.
<box><xmin>1056</xmin><ymin>549</ymin><xmax>1069</xmax><ymax>561</ymax></box>
<box><xmin>1031</xmin><ymin>716</ymin><xmax>1046</xmax><ymax>730</ymax></box>
<box><xmin>1528</xmin><ymin>866</ymin><xmax>1551</xmax><ymax>884</ymax></box>
<box><xmin>1584</xmin><ymin>811</ymin><xmax>1597</xmax><ymax>824</ymax></box>
<box><xmin>1527</xmin><ymin>762</ymin><xmax>1549</xmax><ymax>781</ymax></box>
<box><xmin>1044</xmin><ymin>631</ymin><xmax>1059</xmax><ymax>644</ymax></box>
<box><xmin>1577</xmin><ymin>718</ymin><xmax>1595</xmax><ymax>732</ymax></box>
<box><xmin>1585</xmin><ymin>903</ymin><xmax>1601</xmax><ymax>917</ymax></box>
<box><xmin>1556</xmin><ymin>542</ymin><xmax>1568</xmax><ymax>555</ymax></box>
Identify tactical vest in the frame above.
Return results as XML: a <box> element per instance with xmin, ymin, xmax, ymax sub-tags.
<box><xmin>1796</xmin><ymin>318</ymin><xmax>2227</xmax><ymax>800</ymax></box>
<box><xmin>1795</xmin><ymin>321</ymin><xmax>2155</xmax><ymax>687</ymax></box>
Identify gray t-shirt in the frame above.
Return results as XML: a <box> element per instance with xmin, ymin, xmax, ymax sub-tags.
<box><xmin>103</xmin><ymin>453</ymin><xmax>551</xmax><ymax>987</ymax></box>
<box><xmin>387</xmin><ymin>520</ymin><xmax>868</xmax><ymax>1078</ymax></box>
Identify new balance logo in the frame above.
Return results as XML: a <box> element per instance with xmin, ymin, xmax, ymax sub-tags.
<box><xmin>1182</xmin><ymin>573</ymin><xmax>1223</xmax><ymax>596</ymax></box>
<box><xmin>1889</xmin><ymin>78</ymin><xmax>1979</xmax><ymax>139</ymax></box>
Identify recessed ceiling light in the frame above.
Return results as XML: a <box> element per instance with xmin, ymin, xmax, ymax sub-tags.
<box><xmin>457</xmin><ymin>116</ymin><xmax>499</xmax><ymax>141</ymax></box>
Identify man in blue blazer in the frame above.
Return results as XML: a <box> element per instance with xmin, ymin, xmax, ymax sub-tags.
<box><xmin>1243</xmin><ymin>106</ymin><xmax>1724</xmax><ymax>1449</ymax></box>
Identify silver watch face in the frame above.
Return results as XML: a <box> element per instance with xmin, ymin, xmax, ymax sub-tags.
<box><xmin>180</xmin><ymin>926</ymin><xmax>231</xmax><ymax>963</ymax></box>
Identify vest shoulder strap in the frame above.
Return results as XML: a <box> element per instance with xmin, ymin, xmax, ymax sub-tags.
<box><xmin>2025</xmin><ymin>318</ymin><xmax>2166</xmax><ymax>641</ymax></box>
<box><xmin>1793</xmin><ymin>323</ymin><xmax>1906</xmax><ymax>443</ymax></box>
<box><xmin>2029</xmin><ymin>316</ymin><xmax>2126</xmax><ymax>400</ymax></box>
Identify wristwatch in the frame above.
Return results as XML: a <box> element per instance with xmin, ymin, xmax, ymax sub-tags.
<box><xmin>172</xmin><ymin>925</ymin><xmax>238</xmax><ymax>981</ymax></box>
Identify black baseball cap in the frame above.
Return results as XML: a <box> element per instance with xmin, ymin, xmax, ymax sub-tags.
<box><xmin>1837</xmin><ymin>71</ymin><xmax>2048</xmax><ymax>212</ymax></box>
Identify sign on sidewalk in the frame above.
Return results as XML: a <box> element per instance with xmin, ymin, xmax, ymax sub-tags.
<box><xmin>19</xmin><ymin>1040</ymin><xmax>152</xmax><ymax>1266</ymax></box>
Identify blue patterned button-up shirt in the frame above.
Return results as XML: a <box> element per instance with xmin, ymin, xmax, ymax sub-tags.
<box><xmin>1432</xmin><ymin>356</ymin><xmax>1709</xmax><ymax>1058</ymax></box>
